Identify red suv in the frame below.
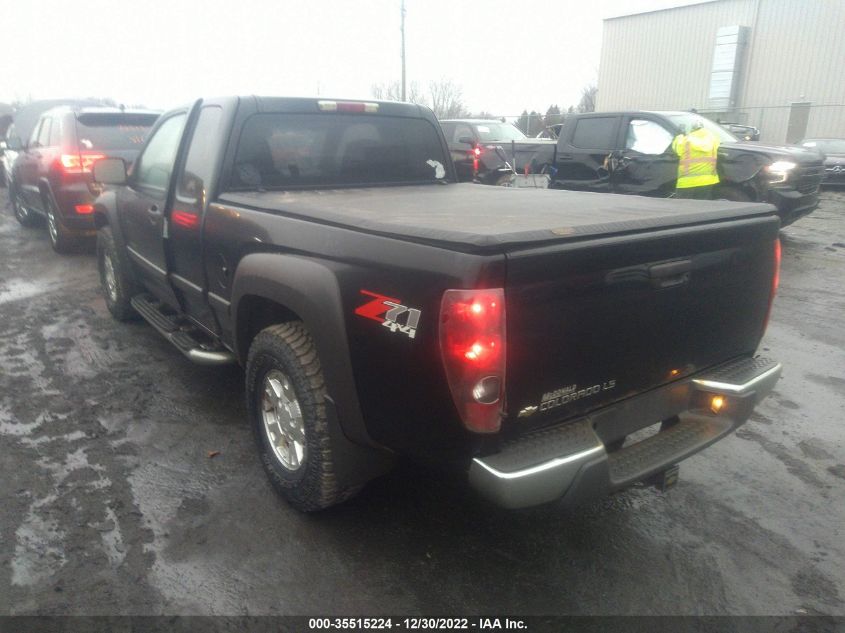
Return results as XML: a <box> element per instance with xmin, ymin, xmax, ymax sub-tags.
<box><xmin>8</xmin><ymin>106</ymin><xmax>159</xmax><ymax>252</ymax></box>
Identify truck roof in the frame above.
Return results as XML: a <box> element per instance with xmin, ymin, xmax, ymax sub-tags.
<box><xmin>220</xmin><ymin>185</ymin><xmax>777</xmax><ymax>253</ymax></box>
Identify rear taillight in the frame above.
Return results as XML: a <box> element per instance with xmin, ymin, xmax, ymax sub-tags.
<box><xmin>60</xmin><ymin>153</ymin><xmax>106</xmax><ymax>174</ymax></box>
<box><xmin>439</xmin><ymin>289</ymin><xmax>506</xmax><ymax>433</ymax></box>
<box><xmin>762</xmin><ymin>238</ymin><xmax>781</xmax><ymax>334</ymax></box>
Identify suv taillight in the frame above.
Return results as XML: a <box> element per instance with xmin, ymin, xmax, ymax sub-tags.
<box><xmin>60</xmin><ymin>153</ymin><xmax>106</xmax><ymax>174</ymax></box>
<box><xmin>439</xmin><ymin>288</ymin><xmax>506</xmax><ymax>433</ymax></box>
<box><xmin>762</xmin><ymin>238</ymin><xmax>781</xmax><ymax>334</ymax></box>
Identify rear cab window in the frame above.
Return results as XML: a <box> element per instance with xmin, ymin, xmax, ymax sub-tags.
<box><xmin>74</xmin><ymin>113</ymin><xmax>159</xmax><ymax>151</ymax></box>
<box><xmin>227</xmin><ymin>113</ymin><xmax>448</xmax><ymax>190</ymax></box>
<box><xmin>474</xmin><ymin>123</ymin><xmax>525</xmax><ymax>143</ymax></box>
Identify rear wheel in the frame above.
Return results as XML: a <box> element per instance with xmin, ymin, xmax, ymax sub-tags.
<box><xmin>97</xmin><ymin>226</ymin><xmax>139</xmax><ymax>321</ymax></box>
<box><xmin>246</xmin><ymin>322</ymin><xmax>361</xmax><ymax>511</ymax></box>
<box><xmin>10</xmin><ymin>184</ymin><xmax>40</xmax><ymax>227</ymax></box>
<box><xmin>44</xmin><ymin>195</ymin><xmax>76</xmax><ymax>253</ymax></box>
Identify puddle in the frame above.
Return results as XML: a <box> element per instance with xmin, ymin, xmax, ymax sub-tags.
<box><xmin>0</xmin><ymin>278</ymin><xmax>49</xmax><ymax>306</ymax></box>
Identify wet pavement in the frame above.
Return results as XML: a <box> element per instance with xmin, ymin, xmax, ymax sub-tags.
<box><xmin>1</xmin><ymin>188</ymin><xmax>843</xmax><ymax>616</ymax></box>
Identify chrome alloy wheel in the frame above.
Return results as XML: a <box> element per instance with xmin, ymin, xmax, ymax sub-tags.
<box><xmin>261</xmin><ymin>370</ymin><xmax>306</xmax><ymax>471</ymax></box>
<box><xmin>47</xmin><ymin>205</ymin><xmax>59</xmax><ymax>244</ymax></box>
<box><xmin>12</xmin><ymin>191</ymin><xmax>29</xmax><ymax>221</ymax></box>
<box><xmin>103</xmin><ymin>251</ymin><xmax>118</xmax><ymax>303</ymax></box>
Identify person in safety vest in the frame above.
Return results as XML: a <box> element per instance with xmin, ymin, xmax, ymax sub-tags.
<box><xmin>672</xmin><ymin>120</ymin><xmax>720</xmax><ymax>199</ymax></box>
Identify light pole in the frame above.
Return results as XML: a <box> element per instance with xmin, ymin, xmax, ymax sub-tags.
<box><xmin>401</xmin><ymin>0</ymin><xmax>406</xmax><ymax>101</ymax></box>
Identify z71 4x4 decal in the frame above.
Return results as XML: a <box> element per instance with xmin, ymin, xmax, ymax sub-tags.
<box><xmin>355</xmin><ymin>289</ymin><xmax>421</xmax><ymax>339</ymax></box>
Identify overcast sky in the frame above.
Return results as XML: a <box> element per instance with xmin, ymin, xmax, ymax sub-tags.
<box><xmin>2</xmin><ymin>0</ymin><xmax>704</xmax><ymax>116</ymax></box>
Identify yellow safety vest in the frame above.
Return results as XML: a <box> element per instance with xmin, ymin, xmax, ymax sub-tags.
<box><xmin>672</xmin><ymin>128</ymin><xmax>720</xmax><ymax>188</ymax></box>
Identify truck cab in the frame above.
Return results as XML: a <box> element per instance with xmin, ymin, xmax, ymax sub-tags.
<box><xmin>548</xmin><ymin>111</ymin><xmax>825</xmax><ymax>226</ymax></box>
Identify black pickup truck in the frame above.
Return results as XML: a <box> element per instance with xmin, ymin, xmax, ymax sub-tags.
<box><xmin>91</xmin><ymin>96</ymin><xmax>783</xmax><ymax>512</ymax></box>
<box><xmin>521</xmin><ymin>111</ymin><xmax>824</xmax><ymax>227</ymax></box>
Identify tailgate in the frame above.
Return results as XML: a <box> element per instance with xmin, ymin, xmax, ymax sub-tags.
<box><xmin>503</xmin><ymin>215</ymin><xmax>780</xmax><ymax>432</ymax></box>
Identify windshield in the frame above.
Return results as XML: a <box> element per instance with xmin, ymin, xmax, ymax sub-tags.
<box><xmin>229</xmin><ymin>113</ymin><xmax>449</xmax><ymax>190</ymax></box>
<box><xmin>474</xmin><ymin>122</ymin><xmax>527</xmax><ymax>143</ymax></box>
<box><xmin>663</xmin><ymin>113</ymin><xmax>738</xmax><ymax>143</ymax></box>
<box><xmin>803</xmin><ymin>139</ymin><xmax>845</xmax><ymax>154</ymax></box>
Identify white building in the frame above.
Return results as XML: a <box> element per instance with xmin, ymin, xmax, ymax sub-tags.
<box><xmin>597</xmin><ymin>0</ymin><xmax>845</xmax><ymax>143</ymax></box>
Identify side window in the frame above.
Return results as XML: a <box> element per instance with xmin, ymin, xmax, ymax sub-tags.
<box><xmin>35</xmin><ymin>118</ymin><xmax>52</xmax><ymax>148</ymax></box>
<box><xmin>625</xmin><ymin>119</ymin><xmax>674</xmax><ymax>155</ymax></box>
<box><xmin>133</xmin><ymin>114</ymin><xmax>187</xmax><ymax>193</ymax></box>
<box><xmin>28</xmin><ymin>121</ymin><xmax>43</xmax><ymax>147</ymax></box>
<box><xmin>571</xmin><ymin>117</ymin><xmax>618</xmax><ymax>150</ymax></box>
<box><xmin>48</xmin><ymin>118</ymin><xmax>63</xmax><ymax>147</ymax></box>
<box><xmin>453</xmin><ymin>124</ymin><xmax>473</xmax><ymax>145</ymax></box>
<box><xmin>176</xmin><ymin>107</ymin><xmax>223</xmax><ymax>203</ymax></box>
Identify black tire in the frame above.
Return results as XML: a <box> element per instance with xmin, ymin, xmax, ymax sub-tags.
<box><xmin>715</xmin><ymin>185</ymin><xmax>753</xmax><ymax>202</ymax></box>
<box><xmin>246</xmin><ymin>322</ymin><xmax>360</xmax><ymax>511</ymax></box>
<box><xmin>97</xmin><ymin>226</ymin><xmax>139</xmax><ymax>321</ymax></box>
<box><xmin>44</xmin><ymin>194</ymin><xmax>76</xmax><ymax>253</ymax></box>
<box><xmin>10</xmin><ymin>183</ymin><xmax>40</xmax><ymax>227</ymax></box>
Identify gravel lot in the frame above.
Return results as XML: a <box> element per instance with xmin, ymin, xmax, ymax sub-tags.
<box><xmin>1</xmin><ymin>187</ymin><xmax>843</xmax><ymax>616</ymax></box>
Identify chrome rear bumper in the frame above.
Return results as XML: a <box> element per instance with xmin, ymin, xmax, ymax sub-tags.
<box><xmin>469</xmin><ymin>356</ymin><xmax>781</xmax><ymax>509</ymax></box>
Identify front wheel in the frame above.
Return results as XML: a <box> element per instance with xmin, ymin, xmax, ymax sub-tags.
<box><xmin>715</xmin><ymin>185</ymin><xmax>753</xmax><ymax>202</ymax></box>
<box><xmin>246</xmin><ymin>322</ymin><xmax>361</xmax><ymax>511</ymax></box>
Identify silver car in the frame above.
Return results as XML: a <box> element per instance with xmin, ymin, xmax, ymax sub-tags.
<box><xmin>1</xmin><ymin>123</ymin><xmax>21</xmax><ymax>187</ymax></box>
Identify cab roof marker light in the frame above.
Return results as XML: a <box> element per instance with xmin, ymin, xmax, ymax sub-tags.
<box><xmin>317</xmin><ymin>100</ymin><xmax>379</xmax><ymax>113</ymax></box>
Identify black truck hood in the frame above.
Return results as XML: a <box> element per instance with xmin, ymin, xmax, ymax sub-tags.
<box><xmin>219</xmin><ymin>184</ymin><xmax>777</xmax><ymax>254</ymax></box>
<box><xmin>721</xmin><ymin>141</ymin><xmax>823</xmax><ymax>163</ymax></box>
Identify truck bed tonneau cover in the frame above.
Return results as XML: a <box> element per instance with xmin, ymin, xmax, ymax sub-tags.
<box><xmin>219</xmin><ymin>184</ymin><xmax>778</xmax><ymax>253</ymax></box>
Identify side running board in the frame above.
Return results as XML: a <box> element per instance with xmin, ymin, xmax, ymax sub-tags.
<box><xmin>130</xmin><ymin>294</ymin><xmax>236</xmax><ymax>366</ymax></box>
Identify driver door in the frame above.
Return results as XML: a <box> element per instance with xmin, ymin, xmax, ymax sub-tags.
<box><xmin>611</xmin><ymin>117</ymin><xmax>678</xmax><ymax>197</ymax></box>
<box><xmin>119</xmin><ymin>112</ymin><xmax>187</xmax><ymax>308</ymax></box>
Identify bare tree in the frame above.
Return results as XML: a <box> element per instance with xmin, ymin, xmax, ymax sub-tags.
<box><xmin>371</xmin><ymin>80</ymin><xmax>425</xmax><ymax>104</ymax></box>
<box><xmin>372</xmin><ymin>79</ymin><xmax>468</xmax><ymax>118</ymax></box>
<box><xmin>427</xmin><ymin>80</ymin><xmax>468</xmax><ymax>119</ymax></box>
<box><xmin>576</xmin><ymin>84</ymin><xmax>598</xmax><ymax>113</ymax></box>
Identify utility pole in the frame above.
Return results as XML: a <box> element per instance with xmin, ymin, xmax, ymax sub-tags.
<box><xmin>400</xmin><ymin>0</ymin><xmax>407</xmax><ymax>101</ymax></box>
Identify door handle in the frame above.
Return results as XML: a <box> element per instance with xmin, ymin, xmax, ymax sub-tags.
<box><xmin>649</xmin><ymin>259</ymin><xmax>692</xmax><ymax>289</ymax></box>
<box><xmin>147</xmin><ymin>204</ymin><xmax>161</xmax><ymax>216</ymax></box>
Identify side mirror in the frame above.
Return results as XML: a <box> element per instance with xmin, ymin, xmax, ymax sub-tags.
<box><xmin>5</xmin><ymin>136</ymin><xmax>23</xmax><ymax>151</ymax></box>
<box><xmin>458</xmin><ymin>136</ymin><xmax>475</xmax><ymax>146</ymax></box>
<box><xmin>93</xmin><ymin>157</ymin><xmax>127</xmax><ymax>185</ymax></box>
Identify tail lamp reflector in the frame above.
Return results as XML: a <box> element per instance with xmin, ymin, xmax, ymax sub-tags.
<box><xmin>439</xmin><ymin>289</ymin><xmax>506</xmax><ymax>433</ymax></box>
<box><xmin>762</xmin><ymin>238</ymin><xmax>781</xmax><ymax>335</ymax></box>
